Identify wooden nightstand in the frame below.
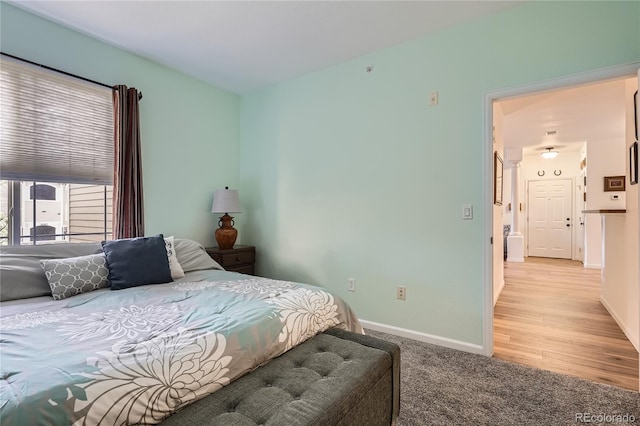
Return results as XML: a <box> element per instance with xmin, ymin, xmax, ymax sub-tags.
<box><xmin>205</xmin><ymin>245</ymin><xmax>255</xmax><ymax>275</ymax></box>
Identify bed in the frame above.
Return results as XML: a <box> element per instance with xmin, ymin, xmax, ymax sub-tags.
<box><xmin>0</xmin><ymin>238</ymin><xmax>378</xmax><ymax>425</ymax></box>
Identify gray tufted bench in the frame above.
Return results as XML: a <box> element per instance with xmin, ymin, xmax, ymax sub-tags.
<box><xmin>161</xmin><ymin>328</ymin><xmax>400</xmax><ymax>425</ymax></box>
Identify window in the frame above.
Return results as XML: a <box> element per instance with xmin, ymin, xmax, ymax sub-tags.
<box><xmin>30</xmin><ymin>184</ymin><xmax>56</xmax><ymax>201</ymax></box>
<box><xmin>0</xmin><ymin>181</ymin><xmax>112</xmax><ymax>245</ymax></box>
<box><xmin>0</xmin><ymin>55</ymin><xmax>114</xmax><ymax>245</ymax></box>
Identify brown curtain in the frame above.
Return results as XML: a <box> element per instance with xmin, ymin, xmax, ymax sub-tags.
<box><xmin>112</xmin><ymin>85</ymin><xmax>144</xmax><ymax>239</ymax></box>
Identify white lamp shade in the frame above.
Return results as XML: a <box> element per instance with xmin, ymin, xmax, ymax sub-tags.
<box><xmin>211</xmin><ymin>188</ymin><xmax>241</xmax><ymax>214</ymax></box>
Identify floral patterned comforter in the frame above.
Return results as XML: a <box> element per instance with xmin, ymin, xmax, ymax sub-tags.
<box><xmin>0</xmin><ymin>269</ymin><xmax>362</xmax><ymax>425</ymax></box>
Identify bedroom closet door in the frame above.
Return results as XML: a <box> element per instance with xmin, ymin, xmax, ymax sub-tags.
<box><xmin>527</xmin><ymin>179</ymin><xmax>573</xmax><ymax>259</ymax></box>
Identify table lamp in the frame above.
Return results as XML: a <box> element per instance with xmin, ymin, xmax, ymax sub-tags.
<box><xmin>211</xmin><ymin>187</ymin><xmax>241</xmax><ymax>249</ymax></box>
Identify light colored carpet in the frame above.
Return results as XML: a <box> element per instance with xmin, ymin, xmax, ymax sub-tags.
<box><xmin>365</xmin><ymin>329</ymin><xmax>640</xmax><ymax>425</ymax></box>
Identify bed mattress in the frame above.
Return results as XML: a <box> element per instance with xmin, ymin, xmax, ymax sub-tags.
<box><xmin>0</xmin><ymin>269</ymin><xmax>362</xmax><ymax>425</ymax></box>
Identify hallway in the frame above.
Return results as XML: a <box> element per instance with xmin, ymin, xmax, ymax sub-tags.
<box><xmin>494</xmin><ymin>257</ymin><xmax>639</xmax><ymax>390</ymax></box>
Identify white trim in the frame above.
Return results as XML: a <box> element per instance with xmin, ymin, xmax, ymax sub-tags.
<box><xmin>571</xmin><ymin>176</ymin><xmax>576</xmax><ymax>261</ymax></box>
<box><xmin>360</xmin><ymin>319</ymin><xmax>484</xmax><ymax>355</ymax></box>
<box><xmin>493</xmin><ymin>279</ymin><xmax>505</xmax><ymax>306</ymax></box>
<box><xmin>484</xmin><ymin>62</ymin><xmax>640</xmax><ymax>102</ymax></box>
<box><xmin>584</xmin><ymin>263</ymin><xmax>602</xmax><ymax>269</ymax></box>
<box><xmin>600</xmin><ymin>296</ymin><xmax>640</xmax><ymax>351</ymax></box>
<box><xmin>483</xmin><ymin>90</ymin><xmax>494</xmax><ymax>356</ymax></box>
<box><xmin>524</xmin><ymin>178</ymin><xmax>529</xmax><ymax>257</ymax></box>
<box><xmin>483</xmin><ymin>61</ymin><xmax>640</xmax><ymax>360</ymax></box>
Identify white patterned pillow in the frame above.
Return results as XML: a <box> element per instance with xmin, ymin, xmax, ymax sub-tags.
<box><xmin>165</xmin><ymin>236</ymin><xmax>185</xmax><ymax>279</ymax></box>
<box><xmin>41</xmin><ymin>253</ymin><xmax>110</xmax><ymax>300</ymax></box>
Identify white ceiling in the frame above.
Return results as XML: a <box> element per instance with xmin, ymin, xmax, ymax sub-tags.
<box><xmin>498</xmin><ymin>77</ymin><xmax>632</xmax><ymax>156</ymax></box>
<box><xmin>10</xmin><ymin>0</ymin><xmax>523</xmax><ymax>94</ymax></box>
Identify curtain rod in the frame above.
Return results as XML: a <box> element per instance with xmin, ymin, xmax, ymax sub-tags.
<box><xmin>1</xmin><ymin>51</ymin><xmax>143</xmax><ymax>100</ymax></box>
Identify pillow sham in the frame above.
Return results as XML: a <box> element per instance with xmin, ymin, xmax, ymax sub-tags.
<box><xmin>173</xmin><ymin>238</ymin><xmax>224</xmax><ymax>272</ymax></box>
<box><xmin>41</xmin><ymin>253</ymin><xmax>110</xmax><ymax>300</ymax></box>
<box><xmin>102</xmin><ymin>234</ymin><xmax>172</xmax><ymax>290</ymax></box>
<box><xmin>164</xmin><ymin>236</ymin><xmax>185</xmax><ymax>279</ymax></box>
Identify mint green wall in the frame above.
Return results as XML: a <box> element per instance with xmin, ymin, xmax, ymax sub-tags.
<box><xmin>0</xmin><ymin>3</ymin><xmax>239</xmax><ymax>246</ymax></box>
<box><xmin>239</xmin><ymin>1</ymin><xmax>640</xmax><ymax>345</ymax></box>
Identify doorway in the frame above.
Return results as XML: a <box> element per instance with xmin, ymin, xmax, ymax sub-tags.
<box><xmin>484</xmin><ymin>63</ymin><xmax>640</xmax><ymax>390</ymax></box>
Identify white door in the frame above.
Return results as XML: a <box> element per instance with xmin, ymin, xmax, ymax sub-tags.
<box><xmin>527</xmin><ymin>179</ymin><xmax>573</xmax><ymax>259</ymax></box>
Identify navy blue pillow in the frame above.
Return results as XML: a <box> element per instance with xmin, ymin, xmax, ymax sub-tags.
<box><xmin>102</xmin><ymin>234</ymin><xmax>173</xmax><ymax>290</ymax></box>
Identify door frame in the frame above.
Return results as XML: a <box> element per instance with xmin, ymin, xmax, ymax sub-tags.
<box><xmin>576</xmin><ymin>169</ymin><xmax>587</xmax><ymax>263</ymax></box>
<box><xmin>525</xmin><ymin>178</ymin><xmax>574</xmax><ymax>260</ymax></box>
<box><xmin>482</xmin><ymin>61</ymin><xmax>640</xmax><ymax>356</ymax></box>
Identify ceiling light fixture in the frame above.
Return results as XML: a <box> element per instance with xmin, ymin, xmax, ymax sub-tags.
<box><xmin>541</xmin><ymin>147</ymin><xmax>559</xmax><ymax>159</ymax></box>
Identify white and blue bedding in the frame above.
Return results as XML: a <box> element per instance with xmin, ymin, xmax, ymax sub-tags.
<box><xmin>0</xmin><ymin>269</ymin><xmax>362</xmax><ymax>425</ymax></box>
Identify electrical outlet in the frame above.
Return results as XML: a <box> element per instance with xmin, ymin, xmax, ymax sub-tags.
<box><xmin>397</xmin><ymin>286</ymin><xmax>406</xmax><ymax>300</ymax></box>
<box><xmin>347</xmin><ymin>278</ymin><xmax>356</xmax><ymax>292</ymax></box>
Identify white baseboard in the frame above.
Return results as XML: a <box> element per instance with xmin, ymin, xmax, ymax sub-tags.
<box><xmin>584</xmin><ymin>263</ymin><xmax>601</xmax><ymax>269</ymax></box>
<box><xmin>506</xmin><ymin>256</ymin><xmax>524</xmax><ymax>262</ymax></box>
<box><xmin>494</xmin><ymin>279</ymin><xmax>505</xmax><ymax>306</ymax></box>
<box><xmin>359</xmin><ymin>319</ymin><xmax>485</xmax><ymax>355</ymax></box>
<box><xmin>600</xmin><ymin>296</ymin><xmax>640</xmax><ymax>352</ymax></box>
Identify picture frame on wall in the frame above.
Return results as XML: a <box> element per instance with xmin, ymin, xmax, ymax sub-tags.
<box><xmin>631</xmin><ymin>141</ymin><xmax>638</xmax><ymax>185</ymax></box>
<box><xmin>494</xmin><ymin>152</ymin><xmax>503</xmax><ymax>206</ymax></box>
<box><xmin>603</xmin><ymin>175</ymin><xmax>626</xmax><ymax>192</ymax></box>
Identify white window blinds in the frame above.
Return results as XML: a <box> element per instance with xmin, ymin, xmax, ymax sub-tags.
<box><xmin>0</xmin><ymin>55</ymin><xmax>114</xmax><ymax>184</ymax></box>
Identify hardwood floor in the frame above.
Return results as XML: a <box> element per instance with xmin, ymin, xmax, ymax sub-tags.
<box><xmin>494</xmin><ymin>257</ymin><xmax>639</xmax><ymax>391</ymax></box>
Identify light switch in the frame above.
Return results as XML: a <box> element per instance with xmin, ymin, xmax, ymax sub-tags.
<box><xmin>462</xmin><ymin>204</ymin><xmax>473</xmax><ymax>220</ymax></box>
<box><xmin>430</xmin><ymin>91</ymin><xmax>439</xmax><ymax>106</ymax></box>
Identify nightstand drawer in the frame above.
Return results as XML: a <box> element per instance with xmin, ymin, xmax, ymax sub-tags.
<box><xmin>205</xmin><ymin>245</ymin><xmax>256</xmax><ymax>276</ymax></box>
<box><xmin>221</xmin><ymin>250</ymin><xmax>255</xmax><ymax>267</ymax></box>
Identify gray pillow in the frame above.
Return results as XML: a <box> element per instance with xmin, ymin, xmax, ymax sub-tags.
<box><xmin>174</xmin><ymin>239</ymin><xmax>223</xmax><ymax>272</ymax></box>
<box><xmin>0</xmin><ymin>243</ymin><xmax>103</xmax><ymax>301</ymax></box>
<box><xmin>41</xmin><ymin>253</ymin><xmax>110</xmax><ymax>300</ymax></box>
